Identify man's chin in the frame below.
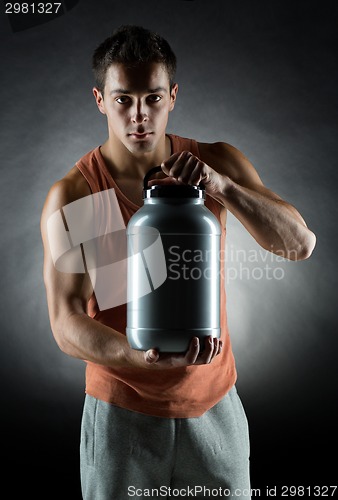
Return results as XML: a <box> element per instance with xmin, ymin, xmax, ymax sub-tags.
<box><xmin>126</xmin><ymin>138</ymin><xmax>156</xmax><ymax>155</ymax></box>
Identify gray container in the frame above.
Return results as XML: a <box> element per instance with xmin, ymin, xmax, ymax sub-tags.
<box><xmin>126</xmin><ymin>166</ymin><xmax>221</xmax><ymax>352</ymax></box>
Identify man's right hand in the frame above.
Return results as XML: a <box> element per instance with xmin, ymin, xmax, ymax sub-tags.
<box><xmin>142</xmin><ymin>336</ymin><xmax>222</xmax><ymax>369</ymax></box>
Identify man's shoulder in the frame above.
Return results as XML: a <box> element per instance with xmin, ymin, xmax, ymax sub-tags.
<box><xmin>41</xmin><ymin>165</ymin><xmax>91</xmax><ymax>220</ymax></box>
<box><xmin>198</xmin><ymin>140</ymin><xmax>241</xmax><ymax>159</ymax></box>
<box><xmin>47</xmin><ymin>146</ymin><xmax>100</xmax><ymax>205</ymax></box>
<box><xmin>197</xmin><ymin>140</ymin><xmax>253</xmax><ymax>182</ymax></box>
<box><xmin>58</xmin><ymin>166</ymin><xmax>91</xmax><ymax>198</ymax></box>
<box><xmin>198</xmin><ymin>140</ymin><xmax>244</xmax><ymax>168</ymax></box>
<box><xmin>170</xmin><ymin>134</ymin><xmax>238</xmax><ymax>159</ymax></box>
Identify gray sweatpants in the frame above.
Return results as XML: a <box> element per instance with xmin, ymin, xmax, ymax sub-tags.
<box><xmin>80</xmin><ymin>386</ymin><xmax>251</xmax><ymax>499</ymax></box>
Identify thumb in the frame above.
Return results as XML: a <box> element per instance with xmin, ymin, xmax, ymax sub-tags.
<box><xmin>148</xmin><ymin>177</ymin><xmax>182</xmax><ymax>187</ymax></box>
<box><xmin>145</xmin><ymin>349</ymin><xmax>159</xmax><ymax>364</ymax></box>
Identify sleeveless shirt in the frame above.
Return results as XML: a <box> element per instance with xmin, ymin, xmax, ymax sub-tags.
<box><xmin>76</xmin><ymin>134</ymin><xmax>237</xmax><ymax>418</ymax></box>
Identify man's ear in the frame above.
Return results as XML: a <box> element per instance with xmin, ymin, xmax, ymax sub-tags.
<box><xmin>169</xmin><ymin>83</ymin><xmax>178</xmax><ymax>112</ymax></box>
<box><xmin>93</xmin><ymin>87</ymin><xmax>106</xmax><ymax>115</ymax></box>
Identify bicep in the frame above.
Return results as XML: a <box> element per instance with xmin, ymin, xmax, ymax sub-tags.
<box><xmin>42</xmin><ymin>239</ymin><xmax>93</xmax><ymax>329</ymax></box>
<box><xmin>41</xmin><ymin>179</ymin><xmax>93</xmax><ymax>327</ymax></box>
<box><xmin>223</xmin><ymin>148</ymin><xmax>308</xmax><ymax>225</ymax></box>
<box><xmin>203</xmin><ymin>142</ymin><xmax>308</xmax><ymax>226</ymax></box>
<box><xmin>217</xmin><ymin>143</ymin><xmax>277</xmax><ymax>196</ymax></box>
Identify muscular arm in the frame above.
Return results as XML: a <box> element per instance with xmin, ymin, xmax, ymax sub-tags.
<box><xmin>162</xmin><ymin>143</ymin><xmax>316</xmax><ymax>261</ymax></box>
<box><xmin>41</xmin><ymin>170</ymin><xmax>221</xmax><ymax>369</ymax></box>
<box><xmin>41</xmin><ymin>172</ymin><xmax>136</xmax><ymax>367</ymax></box>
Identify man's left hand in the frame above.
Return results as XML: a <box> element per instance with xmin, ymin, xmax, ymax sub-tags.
<box><xmin>159</xmin><ymin>151</ymin><xmax>228</xmax><ymax>198</ymax></box>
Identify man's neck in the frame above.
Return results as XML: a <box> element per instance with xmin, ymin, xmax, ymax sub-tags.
<box><xmin>100</xmin><ymin>134</ymin><xmax>172</xmax><ymax>180</ymax></box>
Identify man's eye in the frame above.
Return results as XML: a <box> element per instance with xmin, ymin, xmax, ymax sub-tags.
<box><xmin>147</xmin><ymin>95</ymin><xmax>162</xmax><ymax>103</ymax></box>
<box><xmin>115</xmin><ymin>96</ymin><xmax>130</xmax><ymax>104</ymax></box>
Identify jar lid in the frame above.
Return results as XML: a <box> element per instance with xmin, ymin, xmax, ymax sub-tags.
<box><xmin>142</xmin><ymin>166</ymin><xmax>206</xmax><ymax>199</ymax></box>
<box><xmin>143</xmin><ymin>184</ymin><xmax>205</xmax><ymax>199</ymax></box>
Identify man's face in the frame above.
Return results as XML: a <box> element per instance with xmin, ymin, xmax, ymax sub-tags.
<box><xmin>94</xmin><ymin>62</ymin><xmax>178</xmax><ymax>155</ymax></box>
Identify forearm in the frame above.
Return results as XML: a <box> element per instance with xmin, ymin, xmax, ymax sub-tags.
<box><xmin>52</xmin><ymin>311</ymin><xmax>220</xmax><ymax>370</ymax></box>
<box><xmin>215</xmin><ymin>178</ymin><xmax>316</xmax><ymax>260</ymax></box>
<box><xmin>160</xmin><ymin>148</ymin><xmax>316</xmax><ymax>260</ymax></box>
<box><xmin>52</xmin><ymin>311</ymin><xmax>145</xmax><ymax>369</ymax></box>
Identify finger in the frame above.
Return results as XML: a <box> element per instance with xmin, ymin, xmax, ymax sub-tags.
<box><xmin>145</xmin><ymin>349</ymin><xmax>159</xmax><ymax>364</ymax></box>
<box><xmin>208</xmin><ymin>337</ymin><xmax>218</xmax><ymax>361</ymax></box>
<box><xmin>177</xmin><ymin>156</ymin><xmax>200</xmax><ymax>183</ymax></box>
<box><xmin>198</xmin><ymin>335</ymin><xmax>215</xmax><ymax>364</ymax></box>
<box><xmin>148</xmin><ymin>177</ymin><xmax>182</xmax><ymax>187</ymax></box>
<box><xmin>212</xmin><ymin>338</ymin><xmax>224</xmax><ymax>358</ymax></box>
<box><xmin>178</xmin><ymin>158</ymin><xmax>210</xmax><ymax>186</ymax></box>
<box><xmin>187</xmin><ymin>162</ymin><xmax>206</xmax><ymax>186</ymax></box>
<box><xmin>185</xmin><ymin>336</ymin><xmax>200</xmax><ymax>365</ymax></box>
<box><xmin>161</xmin><ymin>151</ymin><xmax>184</xmax><ymax>175</ymax></box>
<box><xmin>208</xmin><ymin>336</ymin><xmax>218</xmax><ymax>362</ymax></box>
<box><xmin>164</xmin><ymin>151</ymin><xmax>192</xmax><ymax>179</ymax></box>
<box><xmin>210</xmin><ymin>338</ymin><xmax>220</xmax><ymax>361</ymax></box>
<box><xmin>204</xmin><ymin>338</ymin><xmax>222</xmax><ymax>362</ymax></box>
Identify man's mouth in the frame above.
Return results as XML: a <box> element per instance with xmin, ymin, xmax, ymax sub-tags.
<box><xmin>128</xmin><ymin>132</ymin><xmax>153</xmax><ymax>139</ymax></box>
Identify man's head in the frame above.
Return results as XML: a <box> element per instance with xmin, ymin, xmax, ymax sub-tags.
<box><xmin>92</xmin><ymin>25</ymin><xmax>177</xmax><ymax>96</ymax></box>
<box><xmin>92</xmin><ymin>26</ymin><xmax>178</xmax><ymax>156</ymax></box>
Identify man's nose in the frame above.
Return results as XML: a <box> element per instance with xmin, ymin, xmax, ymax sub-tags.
<box><xmin>131</xmin><ymin>100</ymin><xmax>148</xmax><ymax>123</ymax></box>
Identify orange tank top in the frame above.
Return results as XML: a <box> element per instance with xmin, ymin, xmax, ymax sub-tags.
<box><xmin>76</xmin><ymin>134</ymin><xmax>237</xmax><ymax>418</ymax></box>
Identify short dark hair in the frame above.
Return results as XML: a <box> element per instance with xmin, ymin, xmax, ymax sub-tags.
<box><xmin>92</xmin><ymin>25</ymin><xmax>177</xmax><ymax>94</ymax></box>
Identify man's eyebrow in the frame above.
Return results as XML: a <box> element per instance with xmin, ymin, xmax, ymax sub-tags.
<box><xmin>110</xmin><ymin>87</ymin><xmax>168</xmax><ymax>95</ymax></box>
<box><xmin>147</xmin><ymin>87</ymin><xmax>168</xmax><ymax>93</ymax></box>
<box><xmin>110</xmin><ymin>88</ymin><xmax>130</xmax><ymax>95</ymax></box>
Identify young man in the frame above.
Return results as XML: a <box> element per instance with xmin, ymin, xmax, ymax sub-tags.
<box><xmin>41</xmin><ymin>25</ymin><xmax>316</xmax><ymax>499</ymax></box>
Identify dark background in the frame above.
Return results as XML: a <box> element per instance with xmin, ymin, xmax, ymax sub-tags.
<box><xmin>1</xmin><ymin>0</ymin><xmax>337</xmax><ymax>497</ymax></box>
